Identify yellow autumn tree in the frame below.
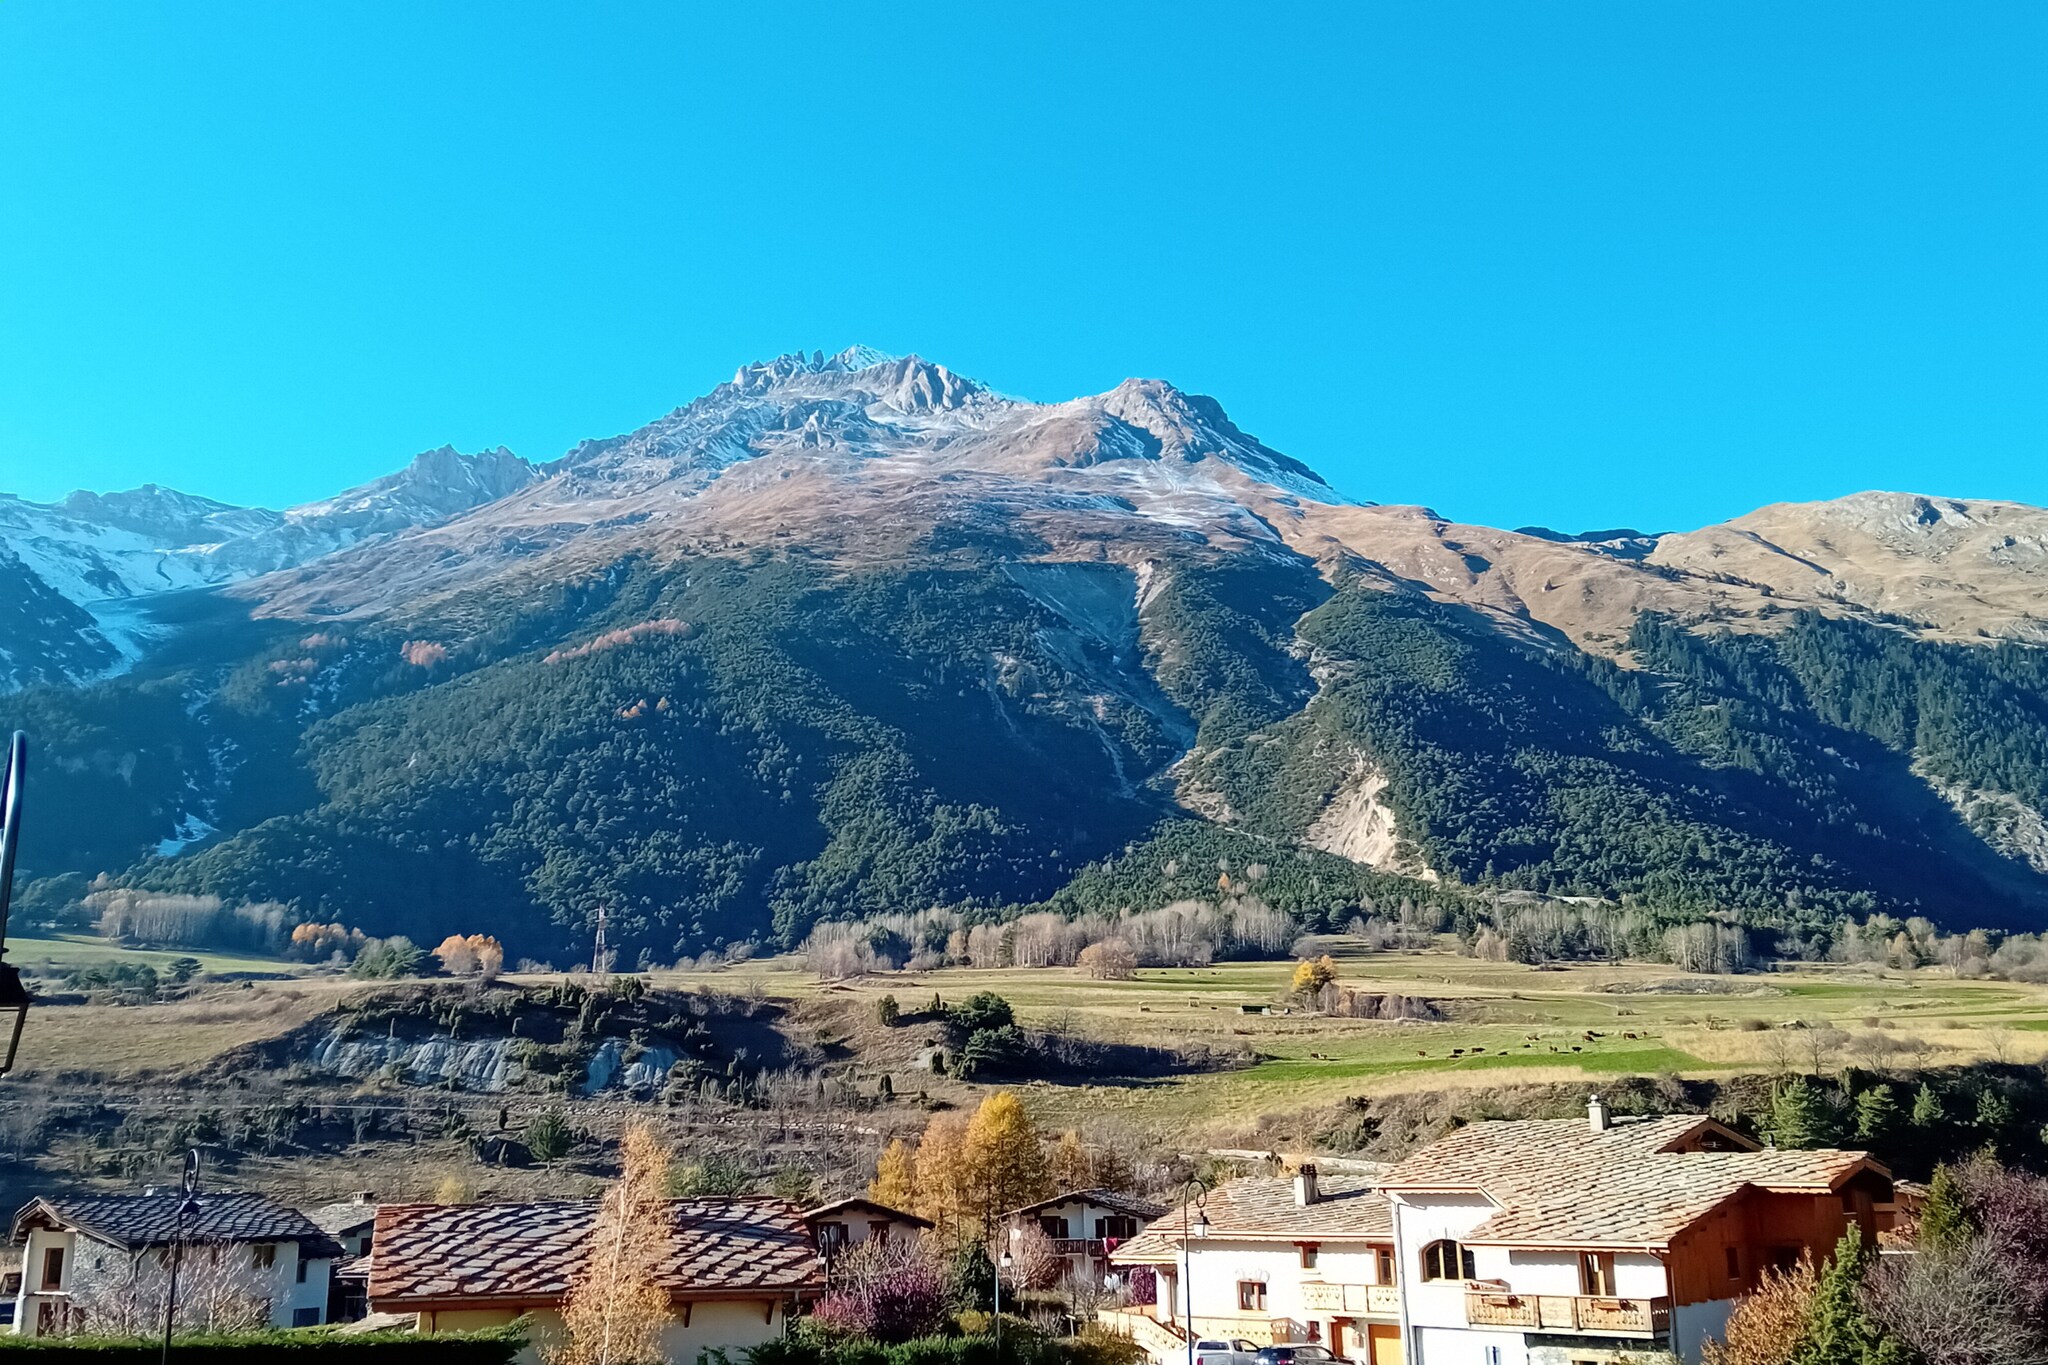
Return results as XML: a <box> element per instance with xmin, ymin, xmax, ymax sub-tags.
<box><xmin>964</xmin><ymin>1091</ymin><xmax>1049</xmax><ymax>1230</ymax></box>
<box><xmin>1291</xmin><ymin>954</ymin><xmax>1338</xmax><ymax>998</ymax></box>
<box><xmin>553</xmin><ymin>1122</ymin><xmax>673</xmax><ymax>1365</ymax></box>
<box><xmin>914</xmin><ymin>1113</ymin><xmax>973</xmax><ymax>1245</ymax></box>
<box><xmin>868</xmin><ymin>1138</ymin><xmax>917</xmax><ymax>1211</ymax></box>
<box><xmin>1048</xmin><ymin>1129</ymin><xmax>1092</xmax><ymax>1192</ymax></box>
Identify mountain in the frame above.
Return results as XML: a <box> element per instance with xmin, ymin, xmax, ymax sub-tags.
<box><xmin>0</xmin><ymin>448</ymin><xmax>538</xmax><ymax>690</ymax></box>
<box><xmin>6</xmin><ymin>347</ymin><xmax>2048</xmax><ymax>963</ymax></box>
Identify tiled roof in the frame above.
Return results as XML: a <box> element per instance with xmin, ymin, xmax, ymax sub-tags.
<box><xmin>1111</xmin><ymin>1174</ymin><xmax>1390</xmax><ymax>1264</ymax></box>
<box><xmin>306</xmin><ymin>1200</ymin><xmax>379</xmax><ymax>1237</ymax></box>
<box><xmin>802</xmin><ymin>1197</ymin><xmax>931</xmax><ymax>1229</ymax></box>
<box><xmin>1380</xmin><ymin>1114</ymin><xmax>1882</xmax><ymax>1249</ymax></box>
<box><xmin>1004</xmin><ymin>1188</ymin><xmax>1169</xmax><ymax>1222</ymax></box>
<box><xmin>368</xmin><ymin>1198</ymin><xmax>824</xmax><ymax>1308</ymax></box>
<box><xmin>12</xmin><ymin>1192</ymin><xmax>345</xmax><ymax>1257</ymax></box>
<box><xmin>1377</xmin><ymin>1114</ymin><xmax>1744</xmax><ymax>1196</ymax></box>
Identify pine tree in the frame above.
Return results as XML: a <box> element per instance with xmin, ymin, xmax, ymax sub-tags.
<box><xmin>964</xmin><ymin>1091</ymin><xmax>1050</xmax><ymax>1230</ymax></box>
<box><xmin>1916</xmin><ymin>1163</ymin><xmax>1969</xmax><ymax>1251</ymax></box>
<box><xmin>1048</xmin><ymin>1129</ymin><xmax>1093</xmax><ymax>1193</ymax></box>
<box><xmin>1787</xmin><ymin>1232</ymin><xmax>1905</xmax><ymax>1365</ymax></box>
<box><xmin>1909</xmin><ymin>1082</ymin><xmax>1945</xmax><ymax>1130</ymax></box>
<box><xmin>1974</xmin><ymin>1086</ymin><xmax>2015</xmax><ymax>1138</ymax></box>
<box><xmin>1852</xmin><ymin>1085</ymin><xmax>1899</xmax><ymax>1146</ymax></box>
<box><xmin>869</xmin><ymin>1138</ymin><xmax>918</xmax><ymax>1212</ymax></box>
<box><xmin>1769</xmin><ymin>1076</ymin><xmax>1832</xmax><ymax>1149</ymax></box>
<box><xmin>554</xmin><ymin>1121</ymin><xmax>672</xmax><ymax>1365</ymax></box>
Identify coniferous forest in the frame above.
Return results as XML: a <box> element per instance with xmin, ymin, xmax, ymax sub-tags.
<box><xmin>9</xmin><ymin>541</ymin><xmax>2048</xmax><ymax>965</ymax></box>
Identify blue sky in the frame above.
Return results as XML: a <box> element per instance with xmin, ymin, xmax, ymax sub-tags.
<box><xmin>3</xmin><ymin>3</ymin><xmax>2046</xmax><ymax>533</ymax></box>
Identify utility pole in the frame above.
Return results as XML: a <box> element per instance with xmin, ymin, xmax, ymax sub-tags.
<box><xmin>0</xmin><ymin>732</ymin><xmax>33</xmax><ymax>1074</ymax></box>
<box><xmin>591</xmin><ymin>906</ymin><xmax>609</xmax><ymax>977</ymax></box>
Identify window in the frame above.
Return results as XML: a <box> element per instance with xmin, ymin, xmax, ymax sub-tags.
<box><xmin>1768</xmin><ymin>1245</ymin><xmax>1801</xmax><ymax>1273</ymax></box>
<box><xmin>251</xmin><ymin>1245</ymin><xmax>277</xmax><ymax>1270</ymax></box>
<box><xmin>296</xmin><ymin>1255</ymin><xmax>310</xmax><ymax>1284</ymax></box>
<box><xmin>1299</xmin><ymin>1242</ymin><xmax>1320</xmax><ymax>1270</ymax></box>
<box><xmin>818</xmin><ymin>1223</ymin><xmax>849</xmax><ymax>1254</ymax></box>
<box><xmin>40</xmin><ymin>1247</ymin><xmax>64</xmax><ymax>1291</ymax></box>
<box><xmin>1725</xmin><ymin>1247</ymin><xmax>1742</xmax><ymax>1281</ymax></box>
<box><xmin>1373</xmin><ymin>1246</ymin><xmax>1396</xmax><ymax>1286</ymax></box>
<box><xmin>1040</xmin><ymin>1215</ymin><xmax>1070</xmax><ymax>1239</ymax></box>
<box><xmin>1236</xmin><ymin>1281</ymin><xmax>1267</xmax><ymax>1312</ymax></box>
<box><xmin>292</xmin><ymin>1307</ymin><xmax>321</xmax><ymax>1328</ymax></box>
<box><xmin>868</xmin><ymin>1221</ymin><xmax>891</xmax><ymax>1243</ymax></box>
<box><xmin>1420</xmin><ymin>1240</ymin><xmax>1474</xmax><ymax>1282</ymax></box>
<box><xmin>1578</xmin><ymin>1251</ymin><xmax>1615</xmax><ymax>1296</ymax></box>
<box><xmin>1099</xmin><ymin>1215</ymin><xmax>1138</xmax><ymax>1241</ymax></box>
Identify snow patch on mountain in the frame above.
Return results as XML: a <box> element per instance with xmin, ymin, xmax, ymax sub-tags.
<box><xmin>0</xmin><ymin>448</ymin><xmax>539</xmax><ymax>690</ymax></box>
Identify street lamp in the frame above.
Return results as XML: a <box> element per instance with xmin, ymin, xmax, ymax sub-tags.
<box><xmin>0</xmin><ymin>732</ymin><xmax>31</xmax><ymax>1075</ymax></box>
<box><xmin>995</xmin><ymin>1224</ymin><xmax>1020</xmax><ymax>1356</ymax></box>
<box><xmin>160</xmin><ymin>1150</ymin><xmax>202</xmax><ymax>1365</ymax></box>
<box><xmin>1180</xmin><ymin>1180</ymin><xmax>1210</xmax><ymax>1365</ymax></box>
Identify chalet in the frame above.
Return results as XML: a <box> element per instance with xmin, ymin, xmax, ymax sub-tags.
<box><xmin>8</xmin><ymin>1191</ymin><xmax>344</xmax><ymax>1337</ymax></box>
<box><xmin>304</xmin><ymin>1193</ymin><xmax>379</xmax><ymax>1323</ymax></box>
<box><xmin>368</xmin><ymin>1197</ymin><xmax>825</xmax><ymax>1364</ymax></box>
<box><xmin>802</xmin><ymin>1197</ymin><xmax>931</xmax><ymax>1260</ymax></box>
<box><xmin>1375</xmin><ymin>1097</ymin><xmax>1901</xmax><ymax>1364</ymax></box>
<box><xmin>1107</xmin><ymin>1097</ymin><xmax>1906</xmax><ymax>1365</ymax></box>
<box><xmin>1003</xmin><ymin>1188</ymin><xmax>1167</xmax><ymax>1286</ymax></box>
<box><xmin>1105</xmin><ymin>1167</ymin><xmax>1401</xmax><ymax>1365</ymax></box>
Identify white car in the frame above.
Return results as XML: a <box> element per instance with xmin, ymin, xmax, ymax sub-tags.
<box><xmin>1187</xmin><ymin>1339</ymin><xmax>1261</xmax><ymax>1365</ymax></box>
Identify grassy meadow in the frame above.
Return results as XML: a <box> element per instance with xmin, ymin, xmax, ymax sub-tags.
<box><xmin>10</xmin><ymin>931</ymin><xmax>2048</xmax><ymax>1134</ymax></box>
<box><xmin>644</xmin><ymin>944</ymin><xmax>2048</xmax><ymax>1130</ymax></box>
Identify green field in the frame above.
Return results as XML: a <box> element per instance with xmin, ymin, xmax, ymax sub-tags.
<box><xmin>641</xmin><ymin>944</ymin><xmax>2048</xmax><ymax>1130</ymax></box>
<box><xmin>13</xmin><ymin>935</ymin><xmax>2047</xmax><ymax>1134</ymax></box>
<box><xmin>8</xmin><ymin>932</ymin><xmax>315</xmax><ymax>978</ymax></box>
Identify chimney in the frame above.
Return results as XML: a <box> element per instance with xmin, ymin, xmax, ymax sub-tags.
<box><xmin>1294</xmin><ymin>1163</ymin><xmax>1320</xmax><ymax>1207</ymax></box>
<box><xmin>351</xmin><ymin>1190</ymin><xmax>375</xmax><ymax>1204</ymax></box>
<box><xmin>1588</xmin><ymin>1093</ymin><xmax>1610</xmax><ymax>1134</ymax></box>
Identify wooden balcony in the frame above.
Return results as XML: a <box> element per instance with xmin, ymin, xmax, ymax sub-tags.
<box><xmin>1464</xmin><ymin>1290</ymin><xmax>1671</xmax><ymax>1337</ymax></box>
<box><xmin>1053</xmin><ymin>1238</ymin><xmax>1108</xmax><ymax>1257</ymax></box>
<box><xmin>1298</xmin><ymin>1282</ymin><xmax>1401</xmax><ymax>1318</ymax></box>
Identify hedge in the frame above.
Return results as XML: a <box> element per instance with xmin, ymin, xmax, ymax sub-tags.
<box><xmin>0</xmin><ymin>1325</ymin><xmax>526</xmax><ymax>1364</ymax></box>
<box><xmin>742</xmin><ymin>1329</ymin><xmax>1141</xmax><ymax>1365</ymax></box>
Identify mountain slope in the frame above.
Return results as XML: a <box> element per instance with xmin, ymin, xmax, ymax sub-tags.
<box><xmin>0</xmin><ymin>447</ymin><xmax>537</xmax><ymax>689</ymax></box>
<box><xmin>6</xmin><ymin>348</ymin><xmax>2048</xmax><ymax>959</ymax></box>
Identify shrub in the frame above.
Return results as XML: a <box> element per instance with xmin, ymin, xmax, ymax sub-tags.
<box><xmin>0</xmin><ymin>1325</ymin><xmax>524</xmax><ymax>1363</ymax></box>
<box><xmin>350</xmin><ymin>936</ymin><xmax>425</xmax><ymax>979</ymax></box>
<box><xmin>949</xmin><ymin>993</ymin><xmax>1014</xmax><ymax>1035</ymax></box>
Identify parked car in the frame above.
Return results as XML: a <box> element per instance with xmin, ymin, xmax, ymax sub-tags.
<box><xmin>1255</xmin><ymin>1344</ymin><xmax>1349</xmax><ymax>1365</ymax></box>
<box><xmin>1188</xmin><ymin>1340</ymin><xmax>1260</xmax><ymax>1365</ymax></box>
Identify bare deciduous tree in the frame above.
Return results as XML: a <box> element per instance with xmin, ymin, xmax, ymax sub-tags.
<box><xmin>70</xmin><ymin>1242</ymin><xmax>271</xmax><ymax>1338</ymax></box>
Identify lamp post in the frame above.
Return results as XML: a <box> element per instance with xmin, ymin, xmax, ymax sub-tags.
<box><xmin>1180</xmin><ymin>1180</ymin><xmax>1209</xmax><ymax>1365</ymax></box>
<box><xmin>0</xmin><ymin>732</ymin><xmax>31</xmax><ymax>1075</ymax></box>
<box><xmin>160</xmin><ymin>1150</ymin><xmax>201</xmax><ymax>1365</ymax></box>
<box><xmin>995</xmin><ymin>1224</ymin><xmax>1020</xmax><ymax>1356</ymax></box>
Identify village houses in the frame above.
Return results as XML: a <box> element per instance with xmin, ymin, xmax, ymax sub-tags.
<box><xmin>1001</xmin><ymin>1188</ymin><xmax>1167</xmax><ymax>1287</ymax></box>
<box><xmin>1108</xmin><ymin>1096</ymin><xmax>1907</xmax><ymax>1365</ymax></box>
<box><xmin>367</xmin><ymin>1196</ymin><xmax>829</xmax><ymax>1363</ymax></box>
<box><xmin>805</xmin><ymin>1196</ymin><xmax>934</xmax><ymax>1261</ymax></box>
<box><xmin>8</xmin><ymin>1191</ymin><xmax>344</xmax><ymax>1338</ymax></box>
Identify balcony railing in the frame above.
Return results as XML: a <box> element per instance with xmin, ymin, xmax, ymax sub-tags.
<box><xmin>1297</xmin><ymin>1282</ymin><xmax>1401</xmax><ymax>1318</ymax></box>
<box><xmin>1464</xmin><ymin>1290</ymin><xmax>1671</xmax><ymax>1337</ymax></box>
<box><xmin>1053</xmin><ymin>1238</ymin><xmax>1108</xmax><ymax>1257</ymax></box>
